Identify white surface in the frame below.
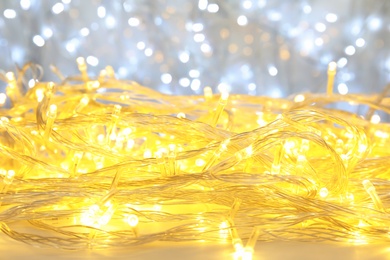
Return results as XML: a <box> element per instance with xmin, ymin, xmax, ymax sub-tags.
<box><xmin>1</xmin><ymin>234</ymin><xmax>389</xmax><ymax>260</ymax></box>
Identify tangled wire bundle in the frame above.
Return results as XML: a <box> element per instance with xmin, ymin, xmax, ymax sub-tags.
<box><xmin>0</xmin><ymin>59</ymin><xmax>390</xmax><ymax>259</ymax></box>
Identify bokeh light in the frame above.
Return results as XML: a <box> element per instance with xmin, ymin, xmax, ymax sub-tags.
<box><xmin>0</xmin><ymin>0</ymin><xmax>389</xmax><ymax>96</ymax></box>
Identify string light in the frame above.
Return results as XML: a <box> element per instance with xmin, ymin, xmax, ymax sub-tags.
<box><xmin>0</xmin><ymin>60</ymin><xmax>389</xmax><ymax>259</ymax></box>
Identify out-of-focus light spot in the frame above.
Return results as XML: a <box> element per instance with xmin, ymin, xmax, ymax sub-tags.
<box><xmin>315</xmin><ymin>23</ymin><xmax>326</xmax><ymax>32</ymax></box>
<box><xmin>118</xmin><ymin>67</ymin><xmax>128</xmax><ymax>77</ymax></box>
<box><xmin>185</xmin><ymin>22</ymin><xmax>192</xmax><ymax>31</ymax></box>
<box><xmin>207</xmin><ymin>3</ymin><xmax>219</xmax><ymax>13</ymax></box>
<box><xmin>4</xmin><ymin>9</ymin><xmax>17</xmax><ymax>19</ymax></box>
<box><xmin>368</xmin><ymin>17</ymin><xmax>382</xmax><ymax>31</ymax></box>
<box><xmin>28</xmin><ymin>79</ymin><xmax>36</xmax><ymax>88</ymax></box>
<box><xmin>86</xmin><ymin>56</ymin><xmax>99</xmax><ymax>67</ymax></box>
<box><xmin>123</xmin><ymin>2</ymin><xmax>132</xmax><ymax>12</ymax></box>
<box><xmin>248</xmin><ymin>83</ymin><xmax>256</xmax><ymax>91</ymax></box>
<box><xmin>194</xmin><ymin>33</ymin><xmax>205</xmax><ymax>42</ymax></box>
<box><xmin>268</xmin><ymin>11</ymin><xmax>281</xmax><ymax>21</ymax></box>
<box><xmin>154</xmin><ymin>16</ymin><xmax>162</xmax><ymax>26</ymax></box>
<box><xmin>337</xmin><ymin>57</ymin><xmax>348</xmax><ymax>68</ymax></box>
<box><xmin>200</xmin><ymin>43</ymin><xmax>212</xmax><ymax>54</ymax></box>
<box><xmin>341</xmin><ymin>72</ymin><xmax>353</xmax><ymax>81</ymax></box>
<box><xmin>268</xmin><ymin>65</ymin><xmax>278</xmax><ymax>76</ymax></box>
<box><xmin>33</xmin><ymin>35</ymin><xmax>45</xmax><ymax>47</ymax></box>
<box><xmin>43</xmin><ymin>28</ymin><xmax>53</xmax><ymax>38</ymax></box>
<box><xmin>300</xmin><ymin>39</ymin><xmax>314</xmax><ymax>56</ymax></box>
<box><xmin>52</xmin><ymin>3</ymin><xmax>64</xmax><ymax>14</ymax></box>
<box><xmin>279</xmin><ymin>48</ymin><xmax>290</xmax><ymax>60</ymax></box>
<box><xmin>303</xmin><ymin>5</ymin><xmax>312</xmax><ymax>14</ymax></box>
<box><xmin>198</xmin><ymin>0</ymin><xmax>208</xmax><ymax>10</ymax></box>
<box><xmin>337</xmin><ymin>83</ymin><xmax>348</xmax><ymax>95</ymax></box>
<box><xmin>217</xmin><ymin>82</ymin><xmax>230</xmax><ymax>93</ymax></box>
<box><xmin>371</xmin><ymin>114</ymin><xmax>381</xmax><ymax>124</ymax></box>
<box><xmin>241</xmin><ymin>64</ymin><xmax>250</xmax><ymax>73</ymax></box>
<box><xmin>269</xmin><ymin>88</ymin><xmax>282</xmax><ymax>98</ymax></box>
<box><xmin>80</xmin><ymin>27</ymin><xmax>90</xmax><ymax>37</ymax></box>
<box><xmin>97</xmin><ymin>6</ymin><xmax>106</xmax><ymax>18</ymax></box>
<box><xmin>244</xmin><ymin>34</ymin><xmax>254</xmax><ymax>44</ymax></box>
<box><xmin>189</xmin><ymin>69</ymin><xmax>200</xmax><ymax>78</ymax></box>
<box><xmin>161</xmin><ymin>73</ymin><xmax>172</xmax><ymax>84</ymax></box>
<box><xmin>350</xmin><ymin>23</ymin><xmax>361</xmax><ymax>35</ymax></box>
<box><xmin>243</xmin><ymin>0</ymin><xmax>252</xmax><ymax>9</ymax></box>
<box><xmin>179</xmin><ymin>77</ymin><xmax>190</xmax><ymax>87</ymax></box>
<box><xmin>65</xmin><ymin>38</ymin><xmax>79</xmax><ymax>53</ymax></box>
<box><xmin>345</xmin><ymin>45</ymin><xmax>356</xmax><ymax>56</ymax></box>
<box><xmin>11</xmin><ymin>47</ymin><xmax>23</xmax><ymax>62</ymax></box>
<box><xmin>65</xmin><ymin>40</ymin><xmax>77</xmax><ymax>53</ymax></box>
<box><xmin>229</xmin><ymin>43</ymin><xmax>238</xmax><ymax>54</ymax></box>
<box><xmin>136</xmin><ymin>41</ymin><xmax>145</xmax><ymax>50</ymax></box>
<box><xmin>191</xmin><ymin>79</ymin><xmax>201</xmax><ymax>91</ymax></box>
<box><xmin>385</xmin><ymin>58</ymin><xmax>390</xmax><ymax>71</ymax></box>
<box><xmin>179</xmin><ymin>51</ymin><xmax>190</xmax><ymax>63</ymax></box>
<box><xmin>355</xmin><ymin>38</ymin><xmax>365</xmax><ymax>47</ymax></box>
<box><xmin>258</xmin><ymin>0</ymin><xmax>266</xmax><ymax>8</ymax></box>
<box><xmin>144</xmin><ymin>48</ymin><xmax>153</xmax><ymax>57</ymax></box>
<box><xmin>192</xmin><ymin>23</ymin><xmax>204</xmax><ymax>32</ymax></box>
<box><xmin>0</xmin><ymin>93</ymin><xmax>6</xmax><ymax>105</ymax></box>
<box><xmin>128</xmin><ymin>17</ymin><xmax>140</xmax><ymax>27</ymax></box>
<box><xmin>62</xmin><ymin>0</ymin><xmax>71</xmax><ymax>4</ymax></box>
<box><xmin>325</xmin><ymin>13</ymin><xmax>338</xmax><ymax>23</ymax></box>
<box><xmin>315</xmin><ymin>37</ymin><xmax>323</xmax><ymax>46</ymax></box>
<box><xmin>105</xmin><ymin>16</ymin><xmax>116</xmax><ymax>29</ymax></box>
<box><xmin>237</xmin><ymin>15</ymin><xmax>248</xmax><ymax>26</ymax></box>
<box><xmin>240</xmin><ymin>64</ymin><xmax>252</xmax><ymax>79</ymax></box>
<box><xmin>91</xmin><ymin>23</ymin><xmax>99</xmax><ymax>31</ymax></box>
<box><xmin>20</xmin><ymin>0</ymin><xmax>31</xmax><ymax>10</ymax></box>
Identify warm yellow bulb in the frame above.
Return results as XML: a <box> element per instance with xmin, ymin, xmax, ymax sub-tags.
<box><xmin>126</xmin><ymin>214</ymin><xmax>139</xmax><ymax>227</ymax></box>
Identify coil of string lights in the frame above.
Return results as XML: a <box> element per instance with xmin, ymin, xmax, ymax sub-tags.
<box><xmin>0</xmin><ymin>58</ymin><xmax>390</xmax><ymax>260</ymax></box>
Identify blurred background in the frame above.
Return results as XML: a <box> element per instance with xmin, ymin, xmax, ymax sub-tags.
<box><xmin>0</xmin><ymin>0</ymin><xmax>389</xmax><ymax>97</ymax></box>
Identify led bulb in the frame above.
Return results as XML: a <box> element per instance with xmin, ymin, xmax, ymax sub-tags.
<box><xmin>47</xmin><ymin>104</ymin><xmax>57</xmax><ymax>118</ymax></box>
<box><xmin>126</xmin><ymin>214</ymin><xmax>139</xmax><ymax>227</ymax></box>
<box><xmin>319</xmin><ymin>187</ymin><xmax>329</xmax><ymax>198</ymax></box>
<box><xmin>221</xmin><ymin>91</ymin><xmax>229</xmax><ymax>101</ymax></box>
<box><xmin>326</xmin><ymin>61</ymin><xmax>337</xmax><ymax>95</ymax></box>
<box><xmin>328</xmin><ymin>62</ymin><xmax>337</xmax><ymax>74</ymax></box>
<box><xmin>3</xmin><ymin>170</ymin><xmax>15</xmax><ymax>185</ymax></box>
<box><xmin>177</xmin><ymin>112</ymin><xmax>186</xmax><ymax>119</ymax></box>
<box><xmin>203</xmin><ymin>86</ymin><xmax>213</xmax><ymax>100</ymax></box>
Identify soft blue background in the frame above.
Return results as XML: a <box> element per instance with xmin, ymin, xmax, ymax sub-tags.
<box><xmin>0</xmin><ymin>0</ymin><xmax>389</xmax><ymax>96</ymax></box>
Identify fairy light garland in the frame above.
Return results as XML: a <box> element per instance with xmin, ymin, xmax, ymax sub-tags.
<box><xmin>0</xmin><ymin>60</ymin><xmax>390</xmax><ymax>259</ymax></box>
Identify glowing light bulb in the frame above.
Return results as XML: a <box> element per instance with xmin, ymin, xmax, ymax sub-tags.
<box><xmin>219</xmin><ymin>221</ymin><xmax>229</xmax><ymax>239</ymax></box>
<box><xmin>81</xmin><ymin>201</ymin><xmax>115</xmax><ymax>229</ymax></box>
<box><xmin>126</xmin><ymin>214</ymin><xmax>139</xmax><ymax>227</ymax></box>
<box><xmin>3</xmin><ymin>170</ymin><xmax>15</xmax><ymax>186</ymax></box>
<box><xmin>370</xmin><ymin>115</ymin><xmax>380</xmax><ymax>124</ymax></box>
<box><xmin>177</xmin><ymin>112</ymin><xmax>186</xmax><ymax>119</ymax></box>
<box><xmin>76</xmin><ymin>57</ymin><xmax>89</xmax><ymax>81</ymax></box>
<box><xmin>0</xmin><ymin>93</ymin><xmax>6</xmax><ymax>106</ymax></box>
<box><xmin>362</xmin><ymin>180</ymin><xmax>384</xmax><ymax>212</ymax></box>
<box><xmin>294</xmin><ymin>94</ymin><xmax>305</xmax><ymax>102</ymax></box>
<box><xmin>319</xmin><ymin>187</ymin><xmax>329</xmax><ymax>198</ymax></box>
<box><xmin>204</xmin><ymin>86</ymin><xmax>213</xmax><ymax>100</ymax></box>
<box><xmin>75</xmin><ymin>96</ymin><xmax>89</xmax><ymax>112</ymax></box>
<box><xmin>327</xmin><ymin>62</ymin><xmax>337</xmax><ymax>95</ymax></box>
